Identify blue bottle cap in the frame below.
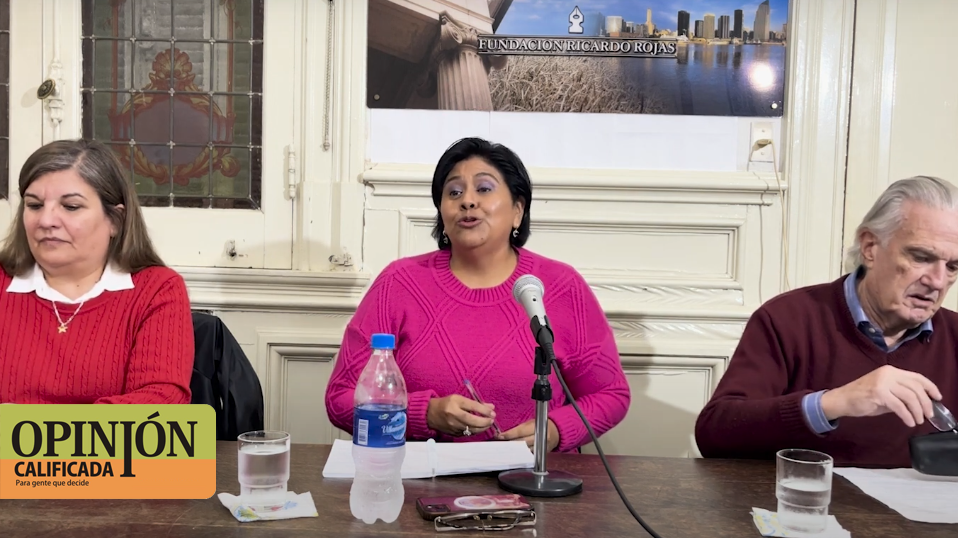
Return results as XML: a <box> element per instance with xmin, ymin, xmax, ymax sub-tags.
<box><xmin>370</xmin><ymin>333</ymin><xmax>396</xmax><ymax>350</ymax></box>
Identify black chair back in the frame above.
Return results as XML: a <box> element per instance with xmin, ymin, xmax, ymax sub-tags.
<box><xmin>190</xmin><ymin>311</ymin><xmax>265</xmax><ymax>441</ymax></box>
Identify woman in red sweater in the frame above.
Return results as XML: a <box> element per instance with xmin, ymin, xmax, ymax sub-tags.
<box><xmin>0</xmin><ymin>139</ymin><xmax>193</xmax><ymax>404</ymax></box>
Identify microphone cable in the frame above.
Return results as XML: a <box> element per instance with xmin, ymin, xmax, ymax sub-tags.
<box><xmin>552</xmin><ymin>365</ymin><xmax>665</xmax><ymax>538</ymax></box>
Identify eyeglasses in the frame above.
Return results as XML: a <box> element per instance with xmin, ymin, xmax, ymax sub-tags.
<box><xmin>434</xmin><ymin>510</ymin><xmax>537</xmax><ymax>532</ymax></box>
<box><xmin>931</xmin><ymin>401</ymin><xmax>957</xmax><ymax>432</ymax></box>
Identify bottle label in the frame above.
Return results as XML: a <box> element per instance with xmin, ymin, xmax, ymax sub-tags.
<box><xmin>353</xmin><ymin>406</ymin><xmax>407</xmax><ymax>448</ymax></box>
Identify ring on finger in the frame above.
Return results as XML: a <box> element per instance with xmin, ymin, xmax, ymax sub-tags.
<box><xmin>462</xmin><ymin>426</ymin><xmax>472</xmax><ymax>436</ymax></box>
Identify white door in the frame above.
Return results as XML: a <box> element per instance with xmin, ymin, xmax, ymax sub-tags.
<box><xmin>4</xmin><ymin>0</ymin><xmax>297</xmax><ymax>269</ymax></box>
<box><xmin>844</xmin><ymin>0</ymin><xmax>958</xmax><ymax>309</ymax></box>
<box><xmin>0</xmin><ymin>1</ymin><xmax>44</xmax><ymax>232</ymax></box>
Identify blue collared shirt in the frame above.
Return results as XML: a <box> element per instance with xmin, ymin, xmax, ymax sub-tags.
<box><xmin>801</xmin><ymin>267</ymin><xmax>933</xmax><ymax>434</ymax></box>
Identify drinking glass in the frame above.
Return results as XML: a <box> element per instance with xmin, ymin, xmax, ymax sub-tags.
<box><xmin>775</xmin><ymin>449</ymin><xmax>833</xmax><ymax>533</ymax></box>
<box><xmin>238</xmin><ymin>431</ymin><xmax>291</xmax><ymax>510</ymax></box>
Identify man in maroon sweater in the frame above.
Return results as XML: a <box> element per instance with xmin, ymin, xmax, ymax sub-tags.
<box><xmin>695</xmin><ymin>176</ymin><xmax>958</xmax><ymax>468</ymax></box>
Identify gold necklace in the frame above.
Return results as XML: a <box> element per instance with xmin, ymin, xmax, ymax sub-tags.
<box><xmin>51</xmin><ymin>300</ymin><xmax>86</xmax><ymax>334</ymax></box>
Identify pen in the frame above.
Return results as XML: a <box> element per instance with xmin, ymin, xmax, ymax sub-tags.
<box><xmin>463</xmin><ymin>379</ymin><xmax>502</xmax><ymax>436</ymax></box>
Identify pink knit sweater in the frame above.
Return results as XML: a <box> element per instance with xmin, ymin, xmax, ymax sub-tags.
<box><xmin>325</xmin><ymin>248</ymin><xmax>630</xmax><ymax>452</ymax></box>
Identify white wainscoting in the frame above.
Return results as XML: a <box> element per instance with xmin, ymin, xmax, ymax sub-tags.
<box><xmin>582</xmin><ymin>342</ymin><xmax>732</xmax><ymax>458</ymax></box>
<box><xmin>256</xmin><ymin>328</ymin><xmax>349</xmax><ymax>445</ymax></box>
<box><xmin>208</xmin><ymin>313</ymin><xmax>735</xmax><ymax>457</ymax></box>
<box><xmin>191</xmin><ymin>162</ymin><xmax>784</xmax><ymax>457</ymax></box>
<box><xmin>205</xmin><ymin>311</ymin><xmax>357</xmax><ymax>446</ymax></box>
<box><xmin>363</xmin><ymin>163</ymin><xmax>786</xmax><ymax>310</ymax></box>
<box><xmin>356</xmin><ymin>163</ymin><xmax>785</xmax><ymax>457</ymax></box>
<box><xmin>180</xmin><ymin>267</ymin><xmax>370</xmax><ymax>313</ymax></box>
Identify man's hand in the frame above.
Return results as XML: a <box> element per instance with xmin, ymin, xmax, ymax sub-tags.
<box><xmin>821</xmin><ymin>365</ymin><xmax>942</xmax><ymax>427</ymax></box>
<box><xmin>497</xmin><ymin>419</ymin><xmax>560</xmax><ymax>452</ymax></box>
<box><xmin>426</xmin><ymin>395</ymin><xmax>496</xmax><ymax>436</ymax></box>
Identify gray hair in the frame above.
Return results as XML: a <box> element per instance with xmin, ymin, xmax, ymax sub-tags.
<box><xmin>845</xmin><ymin>175</ymin><xmax>958</xmax><ymax>273</ymax></box>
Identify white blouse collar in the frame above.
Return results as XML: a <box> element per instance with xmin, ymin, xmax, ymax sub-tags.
<box><xmin>5</xmin><ymin>263</ymin><xmax>135</xmax><ymax>304</ymax></box>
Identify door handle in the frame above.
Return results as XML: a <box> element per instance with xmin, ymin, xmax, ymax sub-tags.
<box><xmin>37</xmin><ymin>79</ymin><xmax>57</xmax><ymax>100</ymax></box>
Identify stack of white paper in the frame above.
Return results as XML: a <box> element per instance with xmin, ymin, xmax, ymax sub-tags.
<box><xmin>834</xmin><ymin>468</ymin><xmax>958</xmax><ymax>524</ymax></box>
<box><xmin>321</xmin><ymin>439</ymin><xmax>535</xmax><ymax>479</ymax></box>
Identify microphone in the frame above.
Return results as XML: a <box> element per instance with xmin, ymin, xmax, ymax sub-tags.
<box><xmin>513</xmin><ymin>274</ymin><xmax>546</xmax><ymax>325</ymax></box>
<box><xmin>506</xmin><ymin>275</ymin><xmax>663</xmax><ymax>535</ymax></box>
<box><xmin>512</xmin><ymin>275</ymin><xmax>555</xmax><ymax>347</ymax></box>
<box><xmin>499</xmin><ymin>275</ymin><xmax>582</xmax><ymax>498</ymax></box>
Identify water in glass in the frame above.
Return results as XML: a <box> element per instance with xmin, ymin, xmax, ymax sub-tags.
<box><xmin>776</xmin><ymin>477</ymin><xmax>831</xmax><ymax>532</ymax></box>
<box><xmin>238</xmin><ymin>432</ymin><xmax>290</xmax><ymax>509</ymax></box>
<box><xmin>776</xmin><ymin>449</ymin><xmax>832</xmax><ymax>534</ymax></box>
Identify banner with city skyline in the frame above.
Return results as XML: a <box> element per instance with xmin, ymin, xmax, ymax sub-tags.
<box><xmin>366</xmin><ymin>0</ymin><xmax>788</xmax><ymax>117</ymax></box>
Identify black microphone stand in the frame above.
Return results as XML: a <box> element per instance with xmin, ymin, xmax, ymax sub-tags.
<box><xmin>498</xmin><ymin>317</ymin><xmax>583</xmax><ymax>497</ymax></box>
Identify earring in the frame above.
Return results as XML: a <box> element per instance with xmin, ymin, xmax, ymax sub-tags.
<box><xmin>442</xmin><ymin>232</ymin><xmax>449</xmax><ymax>245</ymax></box>
<box><xmin>512</xmin><ymin>228</ymin><xmax>519</xmax><ymax>239</ymax></box>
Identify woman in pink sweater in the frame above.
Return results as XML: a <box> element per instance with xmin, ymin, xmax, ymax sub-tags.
<box><xmin>325</xmin><ymin>138</ymin><xmax>630</xmax><ymax>452</ymax></box>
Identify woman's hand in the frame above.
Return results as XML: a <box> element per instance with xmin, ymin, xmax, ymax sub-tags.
<box><xmin>427</xmin><ymin>394</ymin><xmax>497</xmax><ymax>437</ymax></box>
<box><xmin>497</xmin><ymin>419</ymin><xmax>560</xmax><ymax>452</ymax></box>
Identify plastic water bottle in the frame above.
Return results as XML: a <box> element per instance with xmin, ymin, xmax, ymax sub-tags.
<box><xmin>350</xmin><ymin>333</ymin><xmax>408</xmax><ymax>524</ymax></box>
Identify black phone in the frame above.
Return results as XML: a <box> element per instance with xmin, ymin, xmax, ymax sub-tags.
<box><xmin>416</xmin><ymin>494</ymin><xmax>532</xmax><ymax>519</ymax></box>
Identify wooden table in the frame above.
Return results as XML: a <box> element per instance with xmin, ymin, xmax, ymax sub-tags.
<box><xmin>1</xmin><ymin>442</ymin><xmax>953</xmax><ymax>537</ymax></box>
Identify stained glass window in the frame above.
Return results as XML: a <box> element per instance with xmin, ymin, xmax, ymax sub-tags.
<box><xmin>80</xmin><ymin>0</ymin><xmax>263</xmax><ymax>209</ymax></box>
<box><xmin>0</xmin><ymin>0</ymin><xmax>9</xmax><ymax>200</ymax></box>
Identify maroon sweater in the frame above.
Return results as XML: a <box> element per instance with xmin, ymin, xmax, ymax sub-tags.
<box><xmin>695</xmin><ymin>276</ymin><xmax>958</xmax><ymax>468</ymax></box>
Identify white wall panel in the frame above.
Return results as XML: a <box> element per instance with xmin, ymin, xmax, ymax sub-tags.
<box><xmin>581</xmin><ymin>350</ymin><xmax>730</xmax><ymax>458</ymax></box>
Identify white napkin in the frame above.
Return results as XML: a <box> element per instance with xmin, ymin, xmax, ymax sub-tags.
<box><xmin>217</xmin><ymin>491</ymin><xmax>318</xmax><ymax>522</ymax></box>
<box><xmin>750</xmin><ymin>507</ymin><xmax>851</xmax><ymax>537</ymax></box>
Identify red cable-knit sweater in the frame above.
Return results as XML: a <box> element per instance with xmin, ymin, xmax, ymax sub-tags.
<box><xmin>695</xmin><ymin>276</ymin><xmax>958</xmax><ymax>468</ymax></box>
<box><xmin>0</xmin><ymin>266</ymin><xmax>194</xmax><ymax>404</ymax></box>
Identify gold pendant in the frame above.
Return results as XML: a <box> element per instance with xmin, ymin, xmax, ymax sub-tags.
<box><xmin>58</xmin><ymin>325</ymin><xmax>68</xmax><ymax>334</ymax></box>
